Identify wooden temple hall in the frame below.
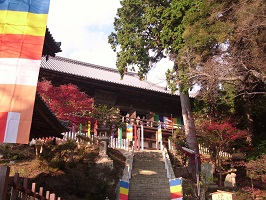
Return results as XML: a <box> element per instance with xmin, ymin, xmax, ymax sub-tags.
<box><xmin>39</xmin><ymin>55</ymin><xmax>188</xmax><ymax>149</ymax></box>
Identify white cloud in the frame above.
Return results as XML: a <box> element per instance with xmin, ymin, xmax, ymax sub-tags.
<box><xmin>48</xmin><ymin>0</ymin><xmax>120</xmax><ymax>28</ymax></box>
<box><xmin>147</xmin><ymin>58</ymin><xmax>173</xmax><ymax>87</ymax></box>
<box><xmin>47</xmin><ymin>0</ymin><xmax>173</xmax><ymax>85</ymax></box>
<box><xmin>47</xmin><ymin>0</ymin><xmax>120</xmax><ymax>67</ymax></box>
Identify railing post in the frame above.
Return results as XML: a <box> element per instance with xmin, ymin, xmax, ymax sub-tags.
<box><xmin>141</xmin><ymin>125</ymin><xmax>144</xmax><ymax>150</ymax></box>
<box><xmin>11</xmin><ymin>173</ymin><xmax>19</xmax><ymax>200</ymax></box>
<box><xmin>22</xmin><ymin>178</ymin><xmax>28</xmax><ymax>200</ymax></box>
<box><xmin>0</xmin><ymin>166</ymin><xmax>10</xmax><ymax>200</ymax></box>
<box><xmin>46</xmin><ymin>191</ymin><xmax>50</xmax><ymax>199</ymax></box>
<box><xmin>50</xmin><ymin>193</ymin><xmax>56</xmax><ymax>200</ymax></box>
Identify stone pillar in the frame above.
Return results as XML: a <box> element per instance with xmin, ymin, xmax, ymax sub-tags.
<box><xmin>201</xmin><ymin>163</ymin><xmax>214</xmax><ymax>184</ymax></box>
<box><xmin>98</xmin><ymin>136</ymin><xmax>109</xmax><ymax>157</ymax></box>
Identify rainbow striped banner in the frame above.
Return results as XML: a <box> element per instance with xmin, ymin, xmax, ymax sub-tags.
<box><xmin>169</xmin><ymin>178</ymin><xmax>183</xmax><ymax>200</ymax></box>
<box><xmin>119</xmin><ymin>180</ymin><xmax>129</xmax><ymax>200</ymax></box>
<box><xmin>126</xmin><ymin>124</ymin><xmax>133</xmax><ymax>142</ymax></box>
<box><xmin>0</xmin><ymin>0</ymin><xmax>50</xmax><ymax>144</ymax></box>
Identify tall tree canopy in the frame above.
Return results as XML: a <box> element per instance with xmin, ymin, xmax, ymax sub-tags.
<box><xmin>176</xmin><ymin>0</ymin><xmax>266</xmax><ymax>142</ymax></box>
<box><xmin>109</xmin><ymin>0</ymin><xmax>266</xmax><ymax>175</ymax></box>
<box><xmin>109</xmin><ymin>0</ymin><xmax>201</xmax><ymax>175</ymax></box>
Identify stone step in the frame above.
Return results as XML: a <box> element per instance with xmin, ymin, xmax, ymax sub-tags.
<box><xmin>128</xmin><ymin>150</ymin><xmax>170</xmax><ymax>200</ymax></box>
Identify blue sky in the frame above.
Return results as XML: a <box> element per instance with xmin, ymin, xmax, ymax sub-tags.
<box><xmin>47</xmin><ymin>0</ymin><xmax>173</xmax><ymax>87</ymax></box>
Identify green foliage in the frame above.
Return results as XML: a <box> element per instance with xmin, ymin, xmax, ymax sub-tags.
<box><xmin>182</xmin><ymin>179</ymin><xmax>198</xmax><ymax>199</ymax></box>
<box><xmin>245</xmin><ymin>154</ymin><xmax>266</xmax><ymax>195</ymax></box>
<box><xmin>90</xmin><ymin>104</ymin><xmax>126</xmax><ymax>134</ymax></box>
<box><xmin>234</xmin><ymin>190</ymin><xmax>253</xmax><ymax>200</ymax></box>
<box><xmin>169</xmin><ymin>128</ymin><xmax>188</xmax><ymax>166</ymax></box>
<box><xmin>85</xmin><ymin>181</ymin><xmax>108</xmax><ymax>200</ymax></box>
<box><xmin>40</xmin><ymin>139</ymin><xmax>77</xmax><ymax>170</ymax></box>
<box><xmin>247</xmin><ymin>140</ymin><xmax>266</xmax><ymax>160</ymax></box>
<box><xmin>182</xmin><ymin>0</ymin><xmax>234</xmax><ymax>54</ymax></box>
<box><xmin>109</xmin><ymin>0</ymin><xmax>170</xmax><ymax>79</ymax></box>
<box><xmin>170</xmin><ymin>127</ymin><xmax>187</xmax><ymax>148</ymax></box>
<box><xmin>0</xmin><ymin>144</ymin><xmax>34</xmax><ymax>161</ymax></box>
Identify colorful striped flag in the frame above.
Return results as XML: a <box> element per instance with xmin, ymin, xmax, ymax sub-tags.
<box><xmin>169</xmin><ymin>178</ymin><xmax>183</xmax><ymax>200</ymax></box>
<box><xmin>154</xmin><ymin>113</ymin><xmax>160</xmax><ymax>126</ymax></box>
<box><xmin>119</xmin><ymin>180</ymin><xmax>129</xmax><ymax>200</ymax></box>
<box><xmin>126</xmin><ymin>124</ymin><xmax>133</xmax><ymax>142</ymax></box>
<box><xmin>177</xmin><ymin>118</ymin><xmax>183</xmax><ymax>126</ymax></box>
<box><xmin>0</xmin><ymin>0</ymin><xmax>50</xmax><ymax>144</ymax></box>
<box><xmin>172</xmin><ymin>118</ymin><xmax>179</xmax><ymax>128</ymax></box>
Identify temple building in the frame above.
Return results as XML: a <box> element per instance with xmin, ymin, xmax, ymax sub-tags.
<box><xmin>38</xmin><ymin>55</ymin><xmax>189</xmax><ymax>148</ymax></box>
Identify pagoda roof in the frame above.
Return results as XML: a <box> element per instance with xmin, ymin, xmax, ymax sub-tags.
<box><xmin>42</xmin><ymin>27</ymin><xmax>62</xmax><ymax>57</ymax></box>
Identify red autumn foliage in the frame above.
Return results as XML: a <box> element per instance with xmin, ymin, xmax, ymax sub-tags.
<box><xmin>201</xmin><ymin>120</ymin><xmax>249</xmax><ymax>146</ymax></box>
<box><xmin>37</xmin><ymin>79</ymin><xmax>94</xmax><ymax>126</ymax></box>
<box><xmin>198</xmin><ymin>119</ymin><xmax>250</xmax><ymax>172</ymax></box>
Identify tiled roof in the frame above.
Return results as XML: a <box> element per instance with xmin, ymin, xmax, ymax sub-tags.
<box><xmin>41</xmin><ymin>56</ymin><xmax>179</xmax><ymax>95</ymax></box>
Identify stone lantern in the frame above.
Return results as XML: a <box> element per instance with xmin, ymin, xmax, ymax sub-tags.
<box><xmin>96</xmin><ymin>124</ymin><xmax>113</xmax><ymax>169</ymax></box>
<box><xmin>97</xmin><ymin>126</ymin><xmax>109</xmax><ymax>158</ymax></box>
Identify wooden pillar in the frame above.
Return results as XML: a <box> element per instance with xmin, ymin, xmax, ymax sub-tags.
<box><xmin>156</xmin><ymin>131</ymin><xmax>158</xmax><ymax>150</ymax></box>
<box><xmin>141</xmin><ymin>125</ymin><xmax>144</xmax><ymax>150</ymax></box>
<box><xmin>22</xmin><ymin>178</ymin><xmax>28</xmax><ymax>199</ymax></box>
<box><xmin>0</xmin><ymin>166</ymin><xmax>10</xmax><ymax>200</ymax></box>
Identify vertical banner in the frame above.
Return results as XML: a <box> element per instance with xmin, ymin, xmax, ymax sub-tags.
<box><xmin>163</xmin><ymin>116</ymin><xmax>168</xmax><ymax>128</ymax></box>
<box><xmin>158</xmin><ymin>125</ymin><xmax>162</xmax><ymax>142</ymax></box>
<box><xmin>172</xmin><ymin>118</ymin><xmax>178</xmax><ymax>128</ymax></box>
<box><xmin>169</xmin><ymin>178</ymin><xmax>183</xmax><ymax>200</ymax></box>
<box><xmin>79</xmin><ymin>123</ymin><xmax>82</xmax><ymax>133</ymax></box>
<box><xmin>159</xmin><ymin>115</ymin><xmax>164</xmax><ymax>128</ymax></box>
<box><xmin>119</xmin><ymin>180</ymin><xmax>129</xmax><ymax>200</ymax></box>
<box><xmin>126</xmin><ymin>124</ymin><xmax>133</xmax><ymax>142</ymax></box>
<box><xmin>94</xmin><ymin>120</ymin><xmax>98</xmax><ymax>136</ymax></box>
<box><xmin>154</xmin><ymin>113</ymin><xmax>159</xmax><ymax>126</ymax></box>
<box><xmin>158</xmin><ymin>124</ymin><xmax>162</xmax><ymax>150</ymax></box>
<box><xmin>87</xmin><ymin>122</ymin><xmax>91</xmax><ymax>138</ymax></box>
<box><xmin>0</xmin><ymin>0</ymin><xmax>51</xmax><ymax>144</ymax></box>
<box><xmin>119</xmin><ymin>127</ymin><xmax>122</xmax><ymax>148</ymax></box>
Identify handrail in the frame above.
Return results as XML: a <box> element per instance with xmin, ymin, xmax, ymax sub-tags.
<box><xmin>162</xmin><ymin>146</ymin><xmax>175</xmax><ymax>180</ymax></box>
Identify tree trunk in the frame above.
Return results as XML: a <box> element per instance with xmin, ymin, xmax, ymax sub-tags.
<box><xmin>180</xmin><ymin>91</ymin><xmax>199</xmax><ymax>177</ymax></box>
<box><xmin>243</xmin><ymin>94</ymin><xmax>253</xmax><ymax>145</ymax></box>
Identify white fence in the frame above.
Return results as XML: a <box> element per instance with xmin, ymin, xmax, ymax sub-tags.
<box><xmin>109</xmin><ymin>137</ymin><xmax>130</xmax><ymax>150</ymax></box>
<box><xmin>198</xmin><ymin>144</ymin><xmax>232</xmax><ymax>158</ymax></box>
<box><xmin>33</xmin><ymin>131</ymin><xmax>232</xmax><ymax>159</ymax></box>
<box><xmin>167</xmin><ymin>141</ymin><xmax>232</xmax><ymax>158</ymax></box>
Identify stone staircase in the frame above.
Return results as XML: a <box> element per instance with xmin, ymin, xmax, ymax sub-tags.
<box><xmin>128</xmin><ymin>150</ymin><xmax>171</xmax><ymax>200</ymax></box>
